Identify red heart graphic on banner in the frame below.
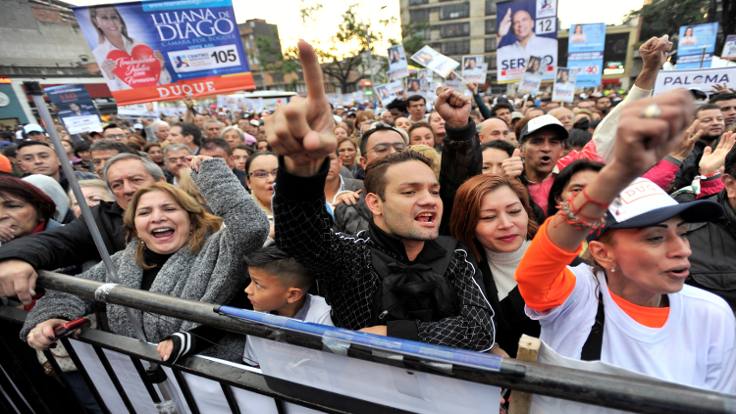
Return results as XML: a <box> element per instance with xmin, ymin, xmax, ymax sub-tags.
<box><xmin>106</xmin><ymin>45</ymin><xmax>161</xmax><ymax>88</ymax></box>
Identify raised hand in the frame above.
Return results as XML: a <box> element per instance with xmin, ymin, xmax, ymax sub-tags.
<box><xmin>699</xmin><ymin>132</ymin><xmax>736</xmax><ymax>176</ymax></box>
<box><xmin>498</xmin><ymin>8</ymin><xmax>512</xmax><ymax>38</ymax></box>
<box><xmin>502</xmin><ymin>148</ymin><xmax>524</xmax><ymax>179</ymax></box>
<box><xmin>611</xmin><ymin>89</ymin><xmax>695</xmax><ymax>180</ymax></box>
<box><xmin>434</xmin><ymin>88</ymin><xmax>471</xmax><ymax>129</ymax></box>
<box><xmin>265</xmin><ymin>40</ymin><xmax>335</xmax><ymax>177</ymax></box>
<box><xmin>187</xmin><ymin>155</ymin><xmax>213</xmax><ymax>173</ymax></box>
<box><xmin>466</xmin><ymin>82</ymin><xmax>478</xmax><ymax>94</ymax></box>
<box><xmin>669</xmin><ymin>120</ymin><xmax>701</xmax><ymax>161</ymax></box>
<box><xmin>639</xmin><ymin>35</ymin><xmax>672</xmax><ymax>71</ymax></box>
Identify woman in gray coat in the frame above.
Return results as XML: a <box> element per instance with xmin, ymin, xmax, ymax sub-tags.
<box><xmin>22</xmin><ymin>156</ymin><xmax>269</xmax><ymax>349</ymax></box>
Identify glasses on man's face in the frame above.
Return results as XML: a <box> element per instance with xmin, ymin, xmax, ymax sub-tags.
<box><xmin>249</xmin><ymin>169</ymin><xmax>278</xmax><ymax>179</ymax></box>
<box><xmin>369</xmin><ymin>142</ymin><xmax>406</xmax><ymax>155</ymax></box>
<box><xmin>106</xmin><ymin>134</ymin><xmax>126</xmax><ymax>141</ymax></box>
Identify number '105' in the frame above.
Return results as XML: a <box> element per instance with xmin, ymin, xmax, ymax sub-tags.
<box><xmin>211</xmin><ymin>50</ymin><xmax>237</xmax><ymax>63</ymax></box>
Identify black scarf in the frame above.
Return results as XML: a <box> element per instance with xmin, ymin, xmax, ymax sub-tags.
<box><xmin>368</xmin><ymin>222</ymin><xmax>458</xmax><ymax>323</ymax></box>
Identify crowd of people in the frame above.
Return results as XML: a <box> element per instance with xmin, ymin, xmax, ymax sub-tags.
<box><xmin>0</xmin><ymin>34</ymin><xmax>735</xmax><ymax>411</ymax></box>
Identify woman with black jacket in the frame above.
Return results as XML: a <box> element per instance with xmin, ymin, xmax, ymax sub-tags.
<box><xmin>449</xmin><ymin>174</ymin><xmax>540</xmax><ymax>356</ymax></box>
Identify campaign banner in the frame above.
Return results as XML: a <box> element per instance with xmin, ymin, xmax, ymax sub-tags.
<box><xmin>411</xmin><ymin>45</ymin><xmax>459</xmax><ymax>79</ymax></box>
<box><xmin>374</xmin><ymin>80</ymin><xmax>404</xmax><ymax>106</ymax></box>
<box><xmin>117</xmin><ymin>102</ymin><xmax>160</xmax><ymax>118</ymax></box>
<box><xmin>552</xmin><ymin>67</ymin><xmax>576</xmax><ymax>102</ymax></box>
<box><xmin>653</xmin><ymin>67</ymin><xmax>736</xmax><ymax>95</ymax></box>
<box><xmin>496</xmin><ymin>0</ymin><xmax>558</xmax><ymax>83</ymax></box>
<box><xmin>567</xmin><ymin>23</ymin><xmax>605</xmax><ymax>88</ymax></box>
<box><xmin>44</xmin><ymin>84</ymin><xmax>103</xmax><ymax>134</ymax></box>
<box><xmin>73</xmin><ymin>1</ymin><xmax>254</xmax><ymax>105</ymax></box>
<box><xmin>722</xmin><ymin>35</ymin><xmax>736</xmax><ymax>60</ymax></box>
<box><xmin>387</xmin><ymin>45</ymin><xmax>409</xmax><ymax>80</ymax></box>
<box><xmin>676</xmin><ymin>22</ymin><xmax>719</xmax><ymax>69</ymax></box>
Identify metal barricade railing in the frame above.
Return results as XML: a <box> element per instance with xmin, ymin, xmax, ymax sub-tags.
<box><xmin>0</xmin><ymin>270</ymin><xmax>734</xmax><ymax>414</ymax></box>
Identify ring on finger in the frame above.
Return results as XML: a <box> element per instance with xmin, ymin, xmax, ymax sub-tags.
<box><xmin>642</xmin><ymin>103</ymin><xmax>662</xmax><ymax>119</ymax></box>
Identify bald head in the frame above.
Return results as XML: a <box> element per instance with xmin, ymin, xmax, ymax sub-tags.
<box><xmin>548</xmin><ymin>107</ymin><xmax>574</xmax><ymax>131</ymax></box>
<box><xmin>478</xmin><ymin>118</ymin><xmax>511</xmax><ymax>144</ymax></box>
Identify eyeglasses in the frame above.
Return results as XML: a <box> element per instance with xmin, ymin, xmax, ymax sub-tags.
<box><xmin>249</xmin><ymin>169</ymin><xmax>278</xmax><ymax>179</ymax></box>
<box><xmin>361</xmin><ymin>122</ymin><xmax>407</xmax><ymax>153</ymax></box>
<box><xmin>369</xmin><ymin>142</ymin><xmax>406</xmax><ymax>154</ymax></box>
<box><xmin>105</xmin><ymin>134</ymin><xmax>127</xmax><ymax>140</ymax></box>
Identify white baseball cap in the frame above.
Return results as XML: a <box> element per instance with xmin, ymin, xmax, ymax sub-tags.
<box><xmin>590</xmin><ymin>177</ymin><xmax>723</xmax><ymax>239</ymax></box>
<box><xmin>23</xmin><ymin>123</ymin><xmax>45</xmax><ymax>135</ymax></box>
<box><xmin>519</xmin><ymin>114</ymin><xmax>568</xmax><ymax>143</ymax></box>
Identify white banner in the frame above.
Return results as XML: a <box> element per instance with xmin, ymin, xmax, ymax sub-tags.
<box><xmin>411</xmin><ymin>45</ymin><xmax>459</xmax><ymax>79</ymax></box>
<box><xmin>653</xmin><ymin>67</ymin><xmax>736</xmax><ymax>95</ymax></box>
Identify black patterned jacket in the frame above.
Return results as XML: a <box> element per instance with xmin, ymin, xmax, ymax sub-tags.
<box><xmin>273</xmin><ymin>158</ymin><xmax>495</xmax><ymax>351</ymax></box>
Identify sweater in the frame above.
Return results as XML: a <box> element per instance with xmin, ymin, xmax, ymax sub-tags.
<box><xmin>21</xmin><ymin>159</ymin><xmax>269</xmax><ymax>347</ymax></box>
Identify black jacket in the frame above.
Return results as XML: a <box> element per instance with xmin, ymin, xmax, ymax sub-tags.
<box><xmin>0</xmin><ymin>201</ymin><xmax>125</xmax><ymax>270</ymax></box>
<box><xmin>477</xmin><ymin>255</ymin><xmax>540</xmax><ymax>356</ymax></box>
<box><xmin>686</xmin><ymin>190</ymin><xmax>736</xmax><ymax>313</ymax></box>
<box><xmin>273</xmin><ymin>159</ymin><xmax>495</xmax><ymax>351</ymax></box>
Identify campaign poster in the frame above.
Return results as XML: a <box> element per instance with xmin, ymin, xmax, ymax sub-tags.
<box><xmin>722</xmin><ymin>34</ymin><xmax>736</xmax><ymax>60</ymax></box>
<box><xmin>653</xmin><ymin>67</ymin><xmax>736</xmax><ymax>95</ymax></box>
<box><xmin>387</xmin><ymin>45</ymin><xmax>409</xmax><ymax>81</ymax></box>
<box><xmin>462</xmin><ymin>55</ymin><xmax>487</xmax><ymax>84</ymax></box>
<box><xmin>73</xmin><ymin>0</ymin><xmax>255</xmax><ymax>105</ymax></box>
<box><xmin>44</xmin><ymin>84</ymin><xmax>103</xmax><ymax>134</ymax></box>
<box><xmin>374</xmin><ymin>80</ymin><xmax>404</xmax><ymax>106</ymax></box>
<box><xmin>567</xmin><ymin>23</ymin><xmax>605</xmax><ymax>88</ymax></box>
<box><xmin>676</xmin><ymin>23</ymin><xmax>719</xmax><ymax>69</ymax></box>
<box><xmin>406</xmin><ymin>77</ymin><xmax>429</xmax><ymax>94</ymax></box>
<box><xmin>552</xmin><ymin>67</ymin><xmax>576</xmax><ymax>103</ymax></box>
<box><xmin>411</xmin><ymin>45</ymin><xmax>459</xmax><ymax>79</ymax></box>
<box><xmin>496</xmin><ymin>0</ymin><xmax>558</xmax><ymax>83</ymax></box>
<box><xmin>517</xmin><ymin>56</ymin><xmax>543</xmax><ymax>94</ymax></box>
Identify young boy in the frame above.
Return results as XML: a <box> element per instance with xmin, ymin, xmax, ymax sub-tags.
<box><xmin>241</xmin><ymin>245</ymin><xmax>333</xmax><ymax>365</ymax></box>
<box><xmin>157</xmin><ymin>246</ymin><xmax>333</xmax><ymax>366</ymax></box>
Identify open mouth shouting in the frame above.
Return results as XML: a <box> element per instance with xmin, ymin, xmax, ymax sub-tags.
<box><xmin>150</xmin><ymin>226</ymin><xmax>176</xmax><ymax>242</ymax></box>
<box><xmin>415</xmin><ymin>211</ymin><xmax>437</xmax><ymax>228</ymax></box>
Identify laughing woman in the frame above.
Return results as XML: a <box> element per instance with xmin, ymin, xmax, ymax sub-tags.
<box><xmin>22</xmin><ymin>157</ymin><xmax>269</xmax><ymax>354</ymax></box>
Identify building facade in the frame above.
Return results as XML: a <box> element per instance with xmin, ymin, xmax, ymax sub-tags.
<box><xmin>400</xmin><ymin>0</ymin><xmax>500</xmax><ymax>81</ymax></box>
<box><xmin>238</xmin><ymin>19</ymin><xmax>299</xmax><ymax>90</ymax></box>
<box><xmin>0</xmin><ymin>0</ymin><xmax>110</xmax><ymax>127</ymax></box>
<box><xmin>400</xmin><ymin>0</ymin><xmax>642</xmax><ymax>90</ymax></box>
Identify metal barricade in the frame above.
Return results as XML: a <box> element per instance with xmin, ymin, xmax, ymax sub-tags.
<box><xmin>0</xmin><ymin>270</ymin><xmax>734</xmax><ymax>414</ymax></box>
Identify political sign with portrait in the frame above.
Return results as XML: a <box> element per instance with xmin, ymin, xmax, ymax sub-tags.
<box><xmin>495</xmin><ymin>0</ymin><xmax>558</xmax><ymax>83</ymax></box>
<box><xmin>73</xmin><ymin>0</ymin><xmax>255</xmax><ymax>105</ymax></box>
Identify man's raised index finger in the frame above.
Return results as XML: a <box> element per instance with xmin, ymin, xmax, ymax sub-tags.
<box><xmin>298</xmin><ymin>39</ymin><xmax>326</xmax><ymax>102</ymax></box>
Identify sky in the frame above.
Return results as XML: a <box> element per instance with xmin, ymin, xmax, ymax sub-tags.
<box><xmin>64</xmin><ymin>0</ymin><xmax>645</xmax><ymax>57</ymax></box>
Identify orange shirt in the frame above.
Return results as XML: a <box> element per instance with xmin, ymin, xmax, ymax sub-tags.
<box><xmin>516</xmin><ymin>218</ymin><xmax>669</xmax><ymax>328</ymax></box>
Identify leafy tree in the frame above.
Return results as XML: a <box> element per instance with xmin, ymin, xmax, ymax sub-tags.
<box><xmin>627</xmin><ymin>0</ymin><xmax>735</xmax><ymax>51</ymax></box>
<box><xmin>400</xmin><ymin>21</ymin><xmax>430</xmax><ymax>57</ymax></box>
<box><xmin>627</xmin><ymin>0</ymin><xmax>709</xmax><ymax>41</ymax></box>
<box><xmin>301</xmin><ymin>3</ymin><xmax>387</xmax><ymax>93</ymax></box>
